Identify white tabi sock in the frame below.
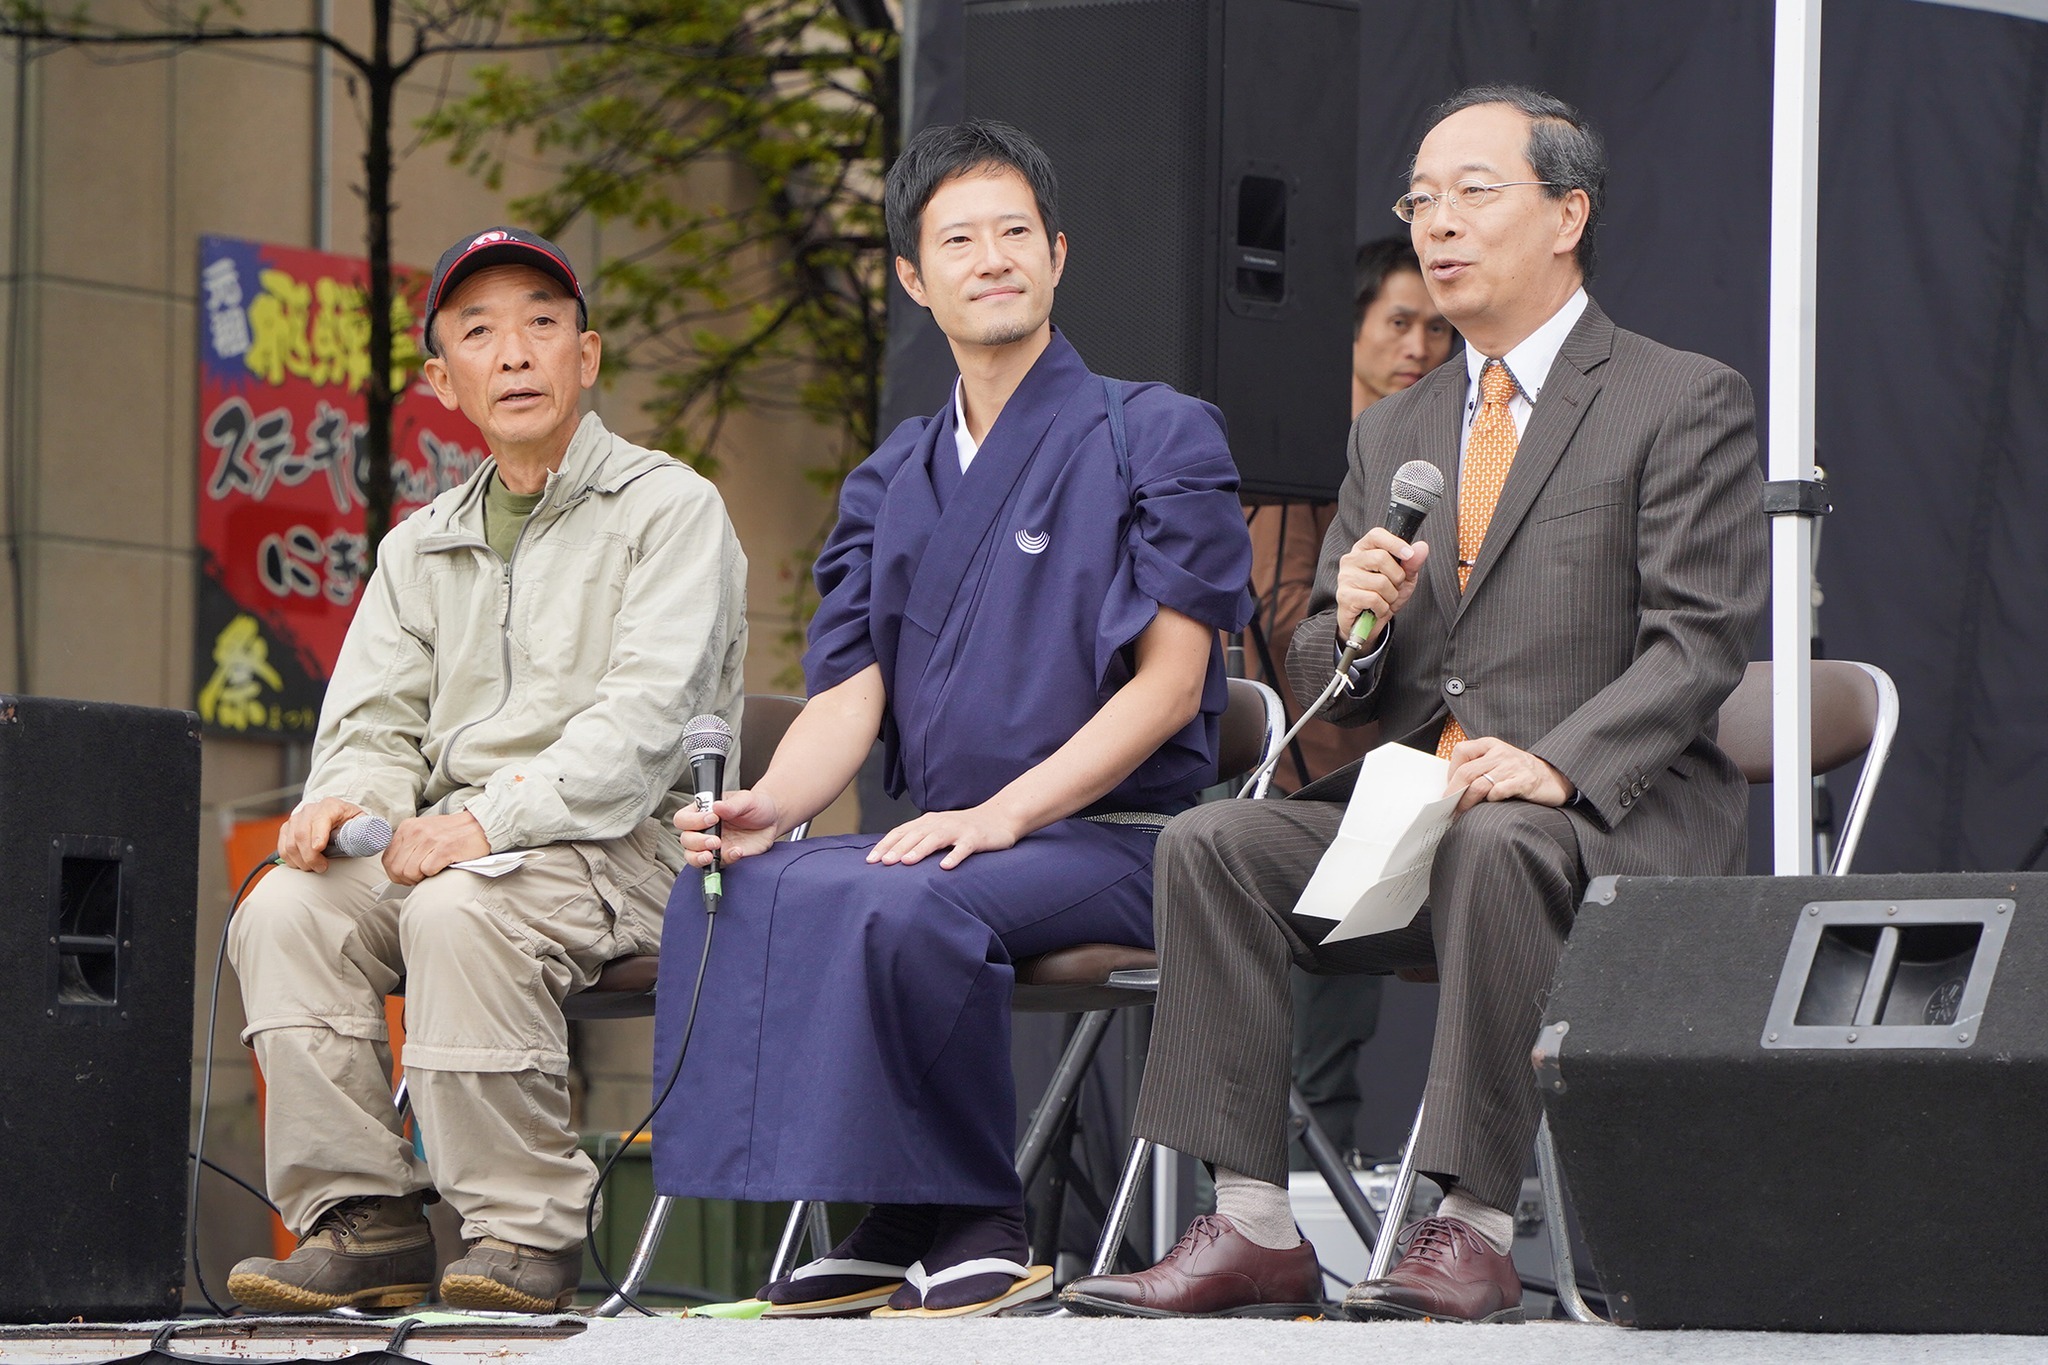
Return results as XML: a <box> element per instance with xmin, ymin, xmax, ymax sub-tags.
<box><xmin>1437</xmin><ymin>1188</ymin><xmax>1515</xmax><ymax>1255</ymax></box>
<box><xmin>1213</xmin><ymin>1168</ymin><xmax>1301</xmax><ymax>1250</ymax></box>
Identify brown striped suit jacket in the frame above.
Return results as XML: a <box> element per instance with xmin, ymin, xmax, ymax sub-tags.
<box><xmin>1285</xmin><ymin>299</ymin><xmax>1767</xmax><ymax>879</ymax></box>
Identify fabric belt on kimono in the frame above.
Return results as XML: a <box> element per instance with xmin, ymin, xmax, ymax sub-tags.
<box><xmin>1083</xmin><ymin>811</ymin><xmax>1174</xmax><ymax>832</ymax></box>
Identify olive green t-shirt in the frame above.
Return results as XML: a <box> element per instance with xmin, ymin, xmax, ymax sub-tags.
<box><xmin>484</xmin><ymin>472</ymin><xmax>544</xmax><ymax>562</ymax></box>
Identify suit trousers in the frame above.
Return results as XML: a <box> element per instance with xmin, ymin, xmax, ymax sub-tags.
<box><xmin>1288</xmin><ymin>968</ymin><xmax>1383</xmax><ymax>1166</ymax></box>
<box><xmin>227</xmin><ymin>821</ymin><xmax>674</xmax><ymax>1250</ymax></box>
<box><xmin>1131</xmin><ymin>795</ymin><xmax>1584</xmax><ymax>1213</ymax></box>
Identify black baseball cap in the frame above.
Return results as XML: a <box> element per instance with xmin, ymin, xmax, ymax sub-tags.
<box><xmin>422</xmin><ymin>226</ymin><xmax>587</xmax><ymax>356</ymax></box>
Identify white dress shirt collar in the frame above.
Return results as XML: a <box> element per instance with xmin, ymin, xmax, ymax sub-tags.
<box><xmin>951</xmin><ymin>380</ymin><xmax>978</xmax><ymax>473</ymax></box>
<box><xmin>1463</xmin><ymin>286</ymin><xmax>1589</xmax><ymax>423</ymax></box>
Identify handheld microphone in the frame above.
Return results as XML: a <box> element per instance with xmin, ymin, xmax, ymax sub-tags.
<box><xmin>682</xmin><ymin>715</ymin><xmax>735</xmax><ymax>908</ymax></box>
<box><xmin>1340</xmin><ymin>460</ymin><xmax>1447</xmax><ymax>669</ymax></box>
<box><xmin>324</xmin><ymin>813</ymin><xmax>394</xmax><ymax>858</ymax></box>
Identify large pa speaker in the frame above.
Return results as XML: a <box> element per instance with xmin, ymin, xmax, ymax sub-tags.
<box><xmin>1539</xmin><ymin>872</ymin><xmax>2048</xmax><ymax>1333</ymax></box>
<box><xmin>963</xmin><ymin>0</ymin><xmax>1360</xmax><ymax>501</ymax></box>
<box><xmin>0</xmin><ymin>696</ymin><xmax>201</xmax><ymax>1321</ymax></box>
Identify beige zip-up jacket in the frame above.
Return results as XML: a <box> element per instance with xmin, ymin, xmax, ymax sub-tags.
<box><xmin>302</xmin><ymin>411</ymin><xmax>747</xmax><ymax>860</ymax></box>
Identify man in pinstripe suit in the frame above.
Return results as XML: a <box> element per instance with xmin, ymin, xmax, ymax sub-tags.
<box><xmin>1063</xmin><ymin>86</ymin><xmax>1766</xmax><ymax>1323</ymax></box>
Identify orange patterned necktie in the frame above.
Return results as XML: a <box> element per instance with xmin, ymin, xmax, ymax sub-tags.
<box><xmin>1436</xmin><ymin>359</ymin><xmax>1520</xmax><ymax>761</ymax></box>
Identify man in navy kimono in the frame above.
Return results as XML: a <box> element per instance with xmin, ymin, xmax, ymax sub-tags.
<box><xmin>651</xmin><ymin>120</ymin><xmax>1253</xmax><ymax>1318</ymax></box>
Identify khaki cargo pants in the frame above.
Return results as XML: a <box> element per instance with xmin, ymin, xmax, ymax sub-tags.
<box><xmin>228</xmin><ymin>819</ymin><xmax>677</xmax><ymax>1251</ymax></box>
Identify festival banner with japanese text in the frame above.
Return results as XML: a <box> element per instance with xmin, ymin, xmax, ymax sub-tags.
<box><xmin>195</xmin><ymin>234</ymin><xmax>488</xmax><ymax>738</ymax></box>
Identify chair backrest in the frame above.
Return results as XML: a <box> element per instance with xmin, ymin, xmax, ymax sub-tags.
<box><xmin>736</xmin><ymin>693</ymin><xmax>815</xmax><ymax>841</ymax></box>
<box><xmin>1220</xmin><ymin>677</ymin><xmax>1287</xmax><ymax>798</ymax></box>
<box><xmin>738</xmin><ymin>694</ymin><xmax>805</xmax><ymax>790</ymax></box>
<box><xmin>1013</xmin><ymin>683</ymin><xmax>1284</xmax><ymax>1012</ymax></box>
<box><xmin>1715</xmin><ymin>659</ymin><xmax>1899</xmax><ymax>873</ymax></box>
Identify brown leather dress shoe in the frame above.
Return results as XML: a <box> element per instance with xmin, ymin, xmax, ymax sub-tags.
<box><xmin>1059</xmin><ymin>1213</ymin><xmax>1324</xmax><ymax>1319</ymax></box>
<box><xmin>1342</xmin><ymin>1215</ymin><xmax>1524</xmax><ymax>1323</ymax></box>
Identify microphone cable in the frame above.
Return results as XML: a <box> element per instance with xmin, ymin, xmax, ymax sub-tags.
<box><xmin>188</xmin><ymin>820</ymin><xmax>383</xmax><ymax>1313</ymax></box>
<box><xmin>188</xmin><ymin>851</ymin><xmax>283</xmax><ymax>1316</ymax></box>
<box><xmin>1241</xmin><ymin>669</ymin><xmax>1358</xmax><ymax>798</ymax></box>
<box><xmin>585</xmin><ymin>713</ymin><xmax>736</xmax><ymax>1311</ymax></box>
<box><xmin>1240</xmin><ymin>460</ymin><xmax>1446</xmax><ymax>796</ymax></box>
<box><xmin>582</xmin><ymin>873</ymin><xmax>719</xmax><ymax>1316</ymax></box>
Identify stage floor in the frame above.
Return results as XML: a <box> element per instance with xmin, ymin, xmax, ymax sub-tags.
<box><xmin>0</xmin><ymin>1314</ymin><xmax>2038</xmax><ymax>1363</ymax></box>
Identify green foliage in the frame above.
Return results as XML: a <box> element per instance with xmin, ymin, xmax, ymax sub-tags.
<box><xmin>425</xmin><ymin>0</ymin><xmax>897</xmax><ymax>665</ymax></box>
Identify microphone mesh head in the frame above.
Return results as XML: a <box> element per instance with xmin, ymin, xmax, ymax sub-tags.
<box><xmin>682</xmin><ymin>714</ymin><xmax>735</xmax><ymax>762</ymax></box>
<box><xmin>1391</xmin><ymin>459</ymin><xmax>1446</xmax><ymax>513</ymax></box>
<box><xmin>335</xmin><ymin>814</ymin><xmax>393</xmax><ymax>858</ymax></box>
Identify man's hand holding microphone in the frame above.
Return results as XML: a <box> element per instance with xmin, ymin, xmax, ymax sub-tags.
<box><xmin>1334</xmin><ymin>525</ymin><xmax>1431</xmax><ymax>655</ymax></box>
<box><xmin>277</xmin><ymin>797</ymin><xmax>488</xmax><ymax>885</ymax></box>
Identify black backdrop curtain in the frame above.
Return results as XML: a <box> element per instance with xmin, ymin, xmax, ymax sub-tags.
<box><xmin>1814</xmin><ymin>2</ymin><xmax>2048</xmax><ymax>875</ymax></box>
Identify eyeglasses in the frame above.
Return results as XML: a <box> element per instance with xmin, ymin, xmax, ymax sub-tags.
<box><xmin>1393</xmin><ymin>180</ymin><xmax>1557</xmax><ymax>224</ymax></box>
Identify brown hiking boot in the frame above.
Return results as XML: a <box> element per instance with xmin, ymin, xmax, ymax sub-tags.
<box><xmin>227</xmin><ymin>1193</ymin><xmax>437</xmax><ymax>1312</ymax></box>
<box><xmin>438</xmin><ymin>1237</ymin><xmax>582</xmax><ymax>1313</ymax></box>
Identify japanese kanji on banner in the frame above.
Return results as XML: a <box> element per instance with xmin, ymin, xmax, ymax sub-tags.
<box><xmin>195</xmin><ymin>234</ymin><xmax>487</xmax><ymax>739</ymax></box>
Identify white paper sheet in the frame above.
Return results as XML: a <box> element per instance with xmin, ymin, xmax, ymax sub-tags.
<box><xmin>1292</xmin><ymin>744</ymin><xmax>1466</xmax><ymax>943</ymax></box>
<box><xmin>450</xmin><ymin>849</ymin><xmax>543</xmax><ymax>878</ymax></box>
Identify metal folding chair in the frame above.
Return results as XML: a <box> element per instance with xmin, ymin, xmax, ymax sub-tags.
<box><xmin>1714</xmin><ymin>659</ymin><xmax>1899</xmax><ymax>877</ymax></box>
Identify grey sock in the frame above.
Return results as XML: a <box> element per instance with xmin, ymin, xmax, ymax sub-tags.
<box><xmin>1213</xmin><ymin>1167</ymin><xmax>1301</xmax><ymax>1250</ymax></box>
<box><xmin>1437</xmin><ymin>1188</ymin><xmax>1515</xmax><ymax>1255</ymax></box>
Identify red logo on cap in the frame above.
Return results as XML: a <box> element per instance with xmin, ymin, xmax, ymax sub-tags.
<box><xmin>470</xmin><ymin>230</ymin><xmax>511</xmax><ymax>248</ymax></box>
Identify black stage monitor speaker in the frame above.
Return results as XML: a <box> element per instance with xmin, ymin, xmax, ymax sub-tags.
<box><xmin>1539</xmin><ymin>872</ymin><xmax>2048</xmax><ymax>1333</ymax></box>
<box><xmin>0</xmin><ymin>697</ymin><xmax>201</xmax><ymax>1322</ymax></box>
<box><xmin>963</xmin><ymin>0</ymin><xmax>1360</xmax><ymax>502</ymax></box>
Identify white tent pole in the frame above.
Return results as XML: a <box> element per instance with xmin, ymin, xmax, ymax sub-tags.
<box><xmin>1768</xmin><ymin>0</ymin><xmax>1823</xmax><ymax>876</ymax></box>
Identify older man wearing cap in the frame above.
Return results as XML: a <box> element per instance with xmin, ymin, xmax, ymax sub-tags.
<box><xmin>225</xmin><ymin>228</ymin><xmax>748</xmax><ymax>1313</ymax></box>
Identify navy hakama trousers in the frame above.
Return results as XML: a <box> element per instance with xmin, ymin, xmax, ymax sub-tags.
<box><xmin>649</xmin><ymin>818</ymin><xmax>1156</xmax><ymax>1207</ymax></box>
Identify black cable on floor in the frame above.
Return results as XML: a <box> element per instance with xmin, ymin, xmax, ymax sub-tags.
<box><xmin>187</xmin><ymin>855</ymin><xmax>280</xmax><ymax>1317</ymax></box>
<box><xmin>190</xmin><ymin>1151</ymin><xmax>280</xmax><ymax>1216</ymax></box>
